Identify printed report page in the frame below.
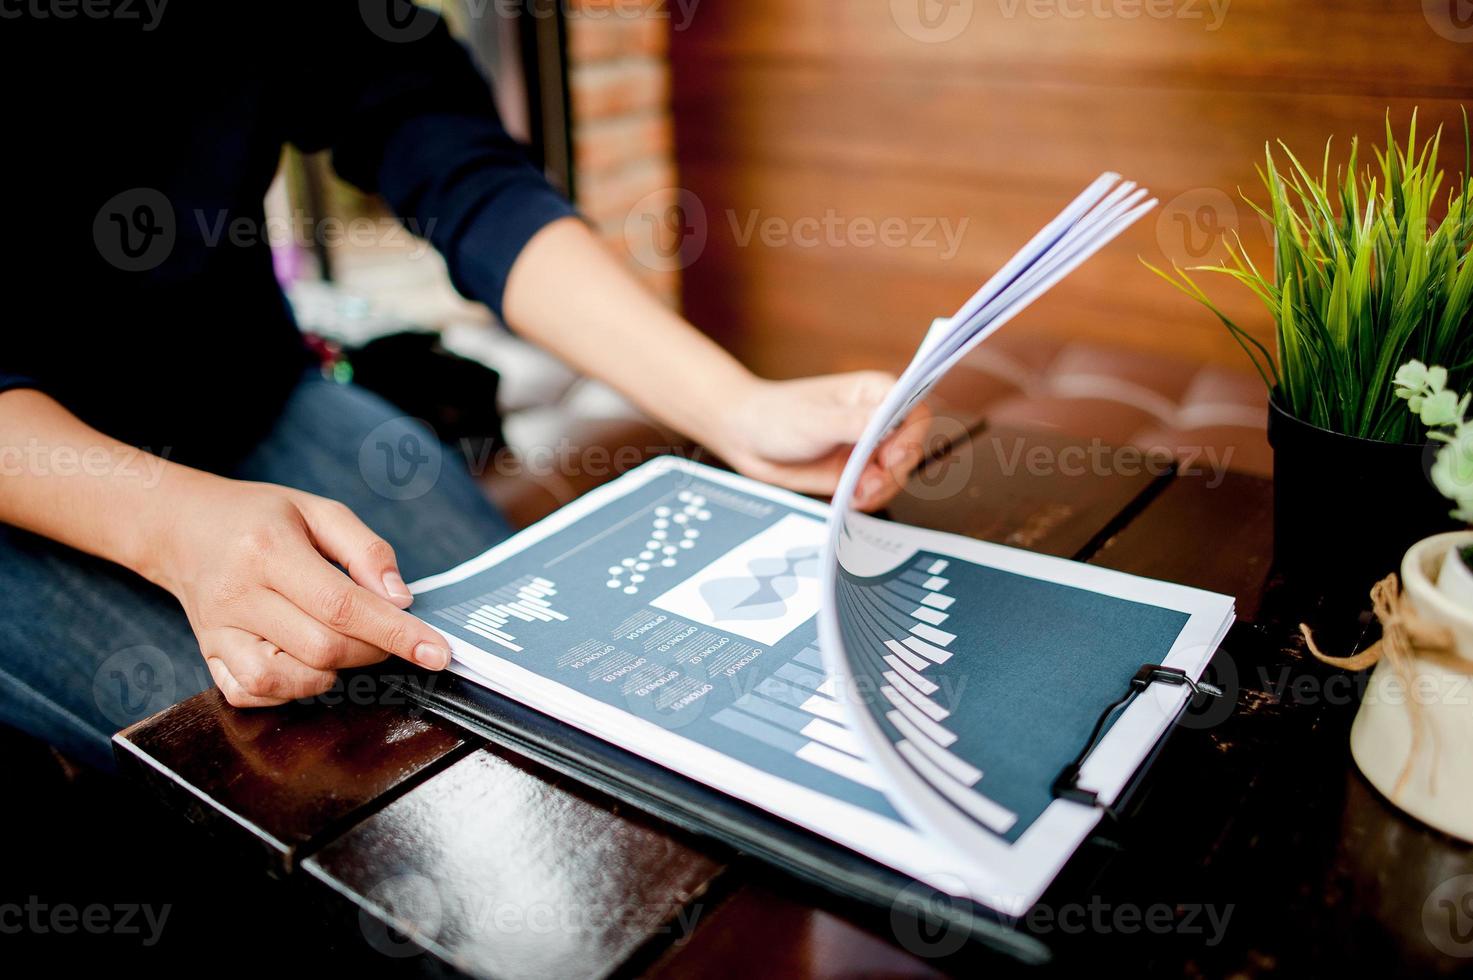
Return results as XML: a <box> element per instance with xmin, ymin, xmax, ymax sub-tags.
<box><xmin>408</xmin><ymin>458</ymin><xmax>967</xmax><ymax>896</ymax></box>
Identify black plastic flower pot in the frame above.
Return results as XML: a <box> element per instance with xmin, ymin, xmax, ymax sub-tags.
<box><xmin>1267</xmin><ymin>393</ymin><xmax>1460</xmax><ymax>598</ymax></box>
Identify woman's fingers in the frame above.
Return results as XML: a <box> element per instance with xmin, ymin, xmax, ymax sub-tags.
<box><xmin>880</xmin><ymin>403</ymin><xmax>932</xmax><ymax>475</ymax></box>
<box><xmin>858</xmin><ymin>403</ymin><xmax>933</xmax><ymax>508</ymax></box>
<box><xmin>844</xmin><ymin>404</ymin><xmax>933</xmax><ymax>511</ymax></box>
<box><xmin>266</xmin><ymin>540</ymin><xmax>453</xmax><ymax>670</ymax></box>
<box><xmin>292</xmin><ymin>492</ymin><xmax>414</xmax><ymax>608</ymax></box>
<box><xmin>243</xmin><ymin>589</ymin><xmax>390</xmax><ymax>671</ymax></box>
<box><xmin>206</xmin><ymin>656</ymin><xmax>283</xmax><ymax>709</ymax></box>
<box><xmin>204</xmin><ymin>627</ymin><xmax>337</xmax><ymax>708</ymax></box>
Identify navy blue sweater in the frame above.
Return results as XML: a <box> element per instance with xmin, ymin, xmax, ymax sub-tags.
<box><xmin>0</xmin><ymin>3</ymin><xmax>575</xmax><ymax>464</ymax></box>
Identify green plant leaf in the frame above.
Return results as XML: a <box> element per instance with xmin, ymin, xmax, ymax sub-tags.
<box><xmin>1155</xmin><ymin>107</ymin><xmax>1473</xmax><ymax>441</ymax></box>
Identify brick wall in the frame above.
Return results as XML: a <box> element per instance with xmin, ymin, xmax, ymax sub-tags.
<box><xmin>565</xmin><ymin>1</ymin><xmax>680</xmax><ymax>309</ymax></box>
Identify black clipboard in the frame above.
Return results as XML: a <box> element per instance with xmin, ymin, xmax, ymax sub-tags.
<box><xmin>400</xmin><ymin>654</ymin><xmax>1224</xmax><ymax>967</ymax></box>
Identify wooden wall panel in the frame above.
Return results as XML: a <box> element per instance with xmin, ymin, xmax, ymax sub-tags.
<box><xmin>669</xmin><ymin>1</ymin><xmax>1473</xmax><ymax>378</ymax></box>
<box><xmin>671</xmin><ymin>1</ymin><xmax>1471</xmax><ymax>90</ymax></box>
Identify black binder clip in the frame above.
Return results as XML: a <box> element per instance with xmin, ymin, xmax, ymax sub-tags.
<box><xmin>1051</xmin><ymin>664</ymin><xmax>1223</xmax><ymax>812</ymax></box>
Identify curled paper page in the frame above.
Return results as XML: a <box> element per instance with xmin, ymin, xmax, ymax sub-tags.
<box><xmin>817</xmin><ymin>174</ymin><xmax>1234</xmax><ymax>909</ymax></box>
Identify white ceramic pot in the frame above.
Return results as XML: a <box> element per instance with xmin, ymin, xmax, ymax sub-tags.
<box><xmin>1436</xmin><ymin>540</ymin><xmax>1473</xmax><ymax>609</ymax></box>
<box><xmin>1349</xmin><ymin>531</ymin><xmax>1473</xmax><ymax>841</ymax></box>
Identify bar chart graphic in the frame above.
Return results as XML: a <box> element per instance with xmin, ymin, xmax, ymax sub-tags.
<box><xmin>433</xmin><ymin>575</ymin><xmax>566</xmax><ymax>653</ymax></box>
<box><xmin>712</xmin><ymin>641</ymin><xmax>885</xmax><ymax>792</ymax></box>
<box><xmin>838</xmin><ymin>555</ymin><xmax>1019</xmax><ymax>835</ymax></box>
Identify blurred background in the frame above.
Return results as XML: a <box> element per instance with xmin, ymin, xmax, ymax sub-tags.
<box><xmin>666</xmin><ymin>2</ymin><xmax>1472</xmax><ymax>377</ymax></box>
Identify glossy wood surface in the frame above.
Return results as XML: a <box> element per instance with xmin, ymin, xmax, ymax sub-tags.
<box><xmin>304</xmin><ymin>748</ymin><xmax>723</xmax><ymax>980</ymax></box>
<box><xmin>1090</xmin><ymin>469</ymin><xmax>1275</xmax><ymax>621</ymax></box>
<box><xmin>889</xmin><ymin>424</ymin><xmax>1167</xmax><ymax>559</ymax></box>
<box><xmin>115</xmin><ymin>674</ymin><xmax>474</xmax><ymax>873</ymax></box>
<box><xmin>116</xmin><ymin>424</ymin><xmax>1473</xmax><ymax>977</ymax></box>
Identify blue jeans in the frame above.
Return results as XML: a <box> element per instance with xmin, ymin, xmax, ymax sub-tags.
<box><xmin>0</xmin><ymin>372</ymin><xmax>512</xmax><ymax>770</ymax></box>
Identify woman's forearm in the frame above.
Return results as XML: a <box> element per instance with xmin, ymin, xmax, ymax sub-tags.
<box><xmin>501</xmin><ymin>217</ymin><xmax>760</xmax><ymax>457</ymax></box>
<box><xmin>0</xmin><ymin>388</ymin><xmax>464</xmax><ymax>699</ymax></box>
<box><xmin>0</xmin><ymin>388</ymin><xmax>206</xmax><ymax>582</ymax></box>
<box><xmin>498</xmin><ymin>216</ymin><xmax>930</xmax><ymax>509</ymax></box>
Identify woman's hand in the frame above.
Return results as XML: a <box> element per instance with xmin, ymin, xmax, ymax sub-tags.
<box><xmin>715</xmin><ymin>371</ymin><xmax>931</xmax><ymax>511</ymax></box>
<box><xmin>144</xmin><ymin>476</ymin><xmax>453</xmax><ymax>707</ymax></box>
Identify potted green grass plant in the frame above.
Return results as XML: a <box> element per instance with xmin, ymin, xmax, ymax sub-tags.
<box><xmin>1150</xmin><ymin>111</ymin><xmax>1473</xmax><ymax>591</ymax></box>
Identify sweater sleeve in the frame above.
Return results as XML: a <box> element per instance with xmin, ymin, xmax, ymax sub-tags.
<box><xmin>0</xmin><ymin>370</ymin><xmax>42</xmax><ymax>397</ymax></box>
<box><xmin>282</xmin><ymin>2</ymin><xmax>578</xmax><ymax>320</ymax></box>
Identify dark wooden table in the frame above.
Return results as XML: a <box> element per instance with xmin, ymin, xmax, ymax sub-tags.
<box><xmin>114</xmin><ymin>425</ymin><xmax>1473</xmax><ymax>977</ymax></box>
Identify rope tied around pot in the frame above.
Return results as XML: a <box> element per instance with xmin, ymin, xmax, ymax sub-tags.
<box><xmin>1300</xmin><ymin>574</ymin><xmax>1473</xmax><ymax>799</ymax></box>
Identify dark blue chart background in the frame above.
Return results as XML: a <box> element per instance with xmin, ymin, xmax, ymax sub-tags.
<box><xmin>839</xmin><ymin>554</ymin><xmax>1190</xmax><ymax>843</ymax></box>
